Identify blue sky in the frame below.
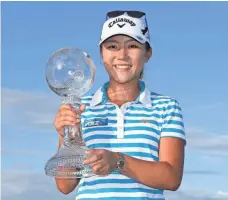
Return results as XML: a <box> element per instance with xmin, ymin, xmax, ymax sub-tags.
<box><xmin>1</xmin><ymin>1</ymin><xmax>228</xmax><ymax>200</ymax></box>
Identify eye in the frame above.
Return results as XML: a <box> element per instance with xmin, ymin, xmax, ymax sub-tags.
<box><xmin>107</xmin><ymin>45</ymin><xmax>118</xmax><ymax>49</ymax></box>
<box><xmin>129</xmin><ymin>44</ymin><xmax>139</xmax><ymax>49</ymax></box>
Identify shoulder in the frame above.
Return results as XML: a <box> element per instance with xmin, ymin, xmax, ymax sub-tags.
<box><xmin>150</xmin><ymin>91</ymin><xmax>180</xmax><ymax>104</ymax></box>
<box><xmin>150</xmin><ymin>91</ymin><xmax>182</xmax><ymax>111</ymax></box>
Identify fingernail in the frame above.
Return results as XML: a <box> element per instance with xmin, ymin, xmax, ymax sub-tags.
<box><xmin>83</xmin><ymin>160</ymin><xmax>88</xmax><ymax>165</ymax></box>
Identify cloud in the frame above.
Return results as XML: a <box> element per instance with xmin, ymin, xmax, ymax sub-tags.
<box><xmin>165</xmin><ymin>189</ymin><xmax>228</xmax><ymax>200</ymax></box>
<box><xmin>185</xmin><ymin>127</ymin><xmax>228</xmax><ymax>154</ymax></box>
<box><xmin>2</xmin><ymin>87</ymin><xmax>60</xmax><ymax>132</ymax></box>
<box><xmin>2</xmin><ymin>171</ymin><xmax>228</xmax><ymax>200</ymax></box>
<box><xmin>1</xmin><ymin>171</ymin><xmax>76</xmax><ymax>200</ymax></box>
<box><xmin>200</xmin><ymin>155</ymin><xmax>225</xmax><ymax>164</ymax></box>
<box><xmin>192</xmin><ymin>101</ymin><xmax>227</xmax><ymax>110</ymax></box>
<box><xmin>184</xmin><ymin>170</ymin><xmax>222</xmax><ymax>175</ymax></box>
<box><xmin>2</xmin><ymin>148</ymin><xmax>51</xmax><ymax>157</ymax></box>
<box><xmin>214</xmin><ymin>191</ymin><xmax>228</xmax><ymax>199</ymax></box>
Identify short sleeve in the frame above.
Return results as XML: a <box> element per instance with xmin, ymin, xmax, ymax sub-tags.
<box><xmin>161</xmin><ymin>99</ymin><xmax>186</xmax><ymax>145</ymax></box>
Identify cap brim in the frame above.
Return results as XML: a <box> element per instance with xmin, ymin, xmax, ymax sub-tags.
<box><xmin>99</xmin><ymin>33</ymin><xmax>147</xmax><ymax>45</ymax></box>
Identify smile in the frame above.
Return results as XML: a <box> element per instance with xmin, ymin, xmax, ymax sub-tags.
<box><xmin>114</xmin><ymin>65</ymin><xmax>132</xmax><ymax>69</ymax></box>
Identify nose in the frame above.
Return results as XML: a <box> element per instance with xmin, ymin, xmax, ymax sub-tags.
<box><xmin>117</xmin><ymin>47</ymin><xmax>128</xmax><ymax>60</ymax></box>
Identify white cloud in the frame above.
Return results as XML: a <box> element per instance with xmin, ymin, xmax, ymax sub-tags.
<box><xmin>1</xmin><ymin>171</ymin><xmax>76</xmax><ymax>200</ymax></box>
<box><xmin>213</xmin><ymin>191</ymin><xmax>228</xmax><ymax>199</ymax></box>
<box><xmin>2</xmin><ymin>171</ymin><xmax>228</xmax><ymax>200</ymax></box>
<box><xmin>2</xmin><ymin>88</ymin><xmax>60</xmax><ymax>132</ymax></box>
<box><xmin>185</xmin><ymin>127</ymin><xmax>228</xmax><ymax>154</ymax></box>
<box><xmin>2</xmin><ymin>148</ymin><xmax>51</xmax><ymax>157</ymax></box>
<box><xmin>192</xmin><ymin>101</ymin><xmax>226</xmax><ymax>110</ymax></box>
<box><xmin>184</xmin><ymin>170</ymin><xmax>222</xmax><ymax>175</ymax></box>
<box><xmin>200</xmin><ymin>155</ymin><xmax>225</xmax><ymax>165</ymax></box>
<box><xmin>165</xmin><ymin>190</ymin><xmax>228</xmax><ymax>200</ymax></box>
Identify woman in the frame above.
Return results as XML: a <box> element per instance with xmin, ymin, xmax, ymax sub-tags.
<box><xmin>54</xmin><ymin>10</ymin><xmax>186</xmax><ymax>200</ymax></box>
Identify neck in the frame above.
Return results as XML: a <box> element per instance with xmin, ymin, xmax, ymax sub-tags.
<box><xmin>107</xmin><ymin>79</ymin><xmax>141</xmax><ymax>106</ymax></box>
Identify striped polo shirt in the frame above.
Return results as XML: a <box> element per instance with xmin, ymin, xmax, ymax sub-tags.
<box><xmin>76</xmin><ymin>80</ymin><xmax>186</xmax><ymax>200</ymax></box>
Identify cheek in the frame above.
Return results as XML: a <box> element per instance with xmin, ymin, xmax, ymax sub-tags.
<box><xmin>131</xmin><ymin>53</ymin><xmax>145</xmax><ymax>68</ymax></box>
<box><xmin>102</xmin><ymin>51</ymin><xmax>115</xmax><ymax>67</ymax></box>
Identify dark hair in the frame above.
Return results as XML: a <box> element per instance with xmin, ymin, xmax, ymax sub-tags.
<box><xmin>139</xmin><ymin>42</ymin><xmax>151</xmax><ymax>79</ymax></box>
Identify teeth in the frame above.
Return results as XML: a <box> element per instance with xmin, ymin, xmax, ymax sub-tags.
<box><xmin>115</xmin><ymin>65</ymin><xmax>131</xmax><ymax>69</ymax></box>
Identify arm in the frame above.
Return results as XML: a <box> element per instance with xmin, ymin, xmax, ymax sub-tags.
<box><xmin>120</xmin><ymin>137</ymin><xmax>185</xmax><ymax>190</ymax></box>
<box><xmin>121</xmin><ymin>99</ymin><xmax>185</xmax><ymax>190</ymax></box>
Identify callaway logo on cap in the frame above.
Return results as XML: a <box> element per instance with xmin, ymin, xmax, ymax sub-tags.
<box><xmin>99</xmin><ymin>11</ymin><xmax>151</xmax><ymax>46</ymax></box>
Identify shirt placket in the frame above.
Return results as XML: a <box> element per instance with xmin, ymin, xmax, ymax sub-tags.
<box><xmin>116</xmin><ymin>103</ymin><xmax>129</xmax><ymax>139</ymax></box>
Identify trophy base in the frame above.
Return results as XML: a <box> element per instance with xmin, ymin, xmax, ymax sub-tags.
<box><xmin>45</xmin><ymin>144</ymin><xmax>94</xmax><ymax>179</ymax></box>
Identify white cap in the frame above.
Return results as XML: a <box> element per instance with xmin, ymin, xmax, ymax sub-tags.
<box><xmin>99</xmin><ymin>13</ymin><xmax>151</xmax><ymax>47</ymax></box>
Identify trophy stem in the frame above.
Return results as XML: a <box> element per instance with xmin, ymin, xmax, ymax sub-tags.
<box><xmin>61</xmin><ymin>95</ymin><xmax>84</xmax><ymax>148</ymax></box>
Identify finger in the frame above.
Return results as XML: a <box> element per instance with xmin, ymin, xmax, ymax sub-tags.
<box><xmin>79</xmin><ymin>104</ymin><xmax>86</xmax><ymax>113</ymax></box>
<box><xmin>97</xmin><ymin>165</ymin><xmax>108</xmax><ymax>176</ymax></box>
<box><xmin>92</xmin><ymin>162</ymin><xmax>105</xmax><ymax>174</ymax></box>
<box><xmin>59</xmin><ymin>104</ymin><xmax>86</xmax><ymax>116</ymax></box>
<box><xmin>59</xmin><ymin>110</ymin><xmax>78</xmax><ymax>118</ymax></box>
<box><xmin>55</xmin><ymin>116</ymin><xmax>81</xmax><ymax>132</ymax></box>
<box><xmin>59</xmin><ymin>104</ymin><xmax>78</xmax><ymax>115</ymax></box>
<box><xmin>56</xmin><ymin>115</ymin><xmax>80</xmax><ymax>127</ymax></box>
<box><xmin>56</xmin><ymin>119</ymin><xmax>80</xmax><ymax>128</ymax></box>
<box><xmin>59</xmin><ymin>114</ymin><xmax>79</xmax><ymax>121</ymax></box>
<box><xmin>90</xmin><ymin>159</ymin><xmax>104</xmax><ymax>168</ymax></box>
<box><xmin>83</xmin><ymin>153</ymin><xmax>102</xmax><ymax>165</ymax></box>
<box><xmin>59</xmin><ymin>104</ymin><xmax>73</xmax><ymax>111</ymax></box>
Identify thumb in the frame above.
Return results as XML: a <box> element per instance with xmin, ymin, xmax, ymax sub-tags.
<box><xmin>80</xmin><ymin>104</ymin><xmax>86</xmax><ymax>113</ymax></box>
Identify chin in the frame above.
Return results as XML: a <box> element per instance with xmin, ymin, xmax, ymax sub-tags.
<box><xmin>113</xmin><ymin>77</ymin><xmax>138</xmax><ymax>84</ymax></box>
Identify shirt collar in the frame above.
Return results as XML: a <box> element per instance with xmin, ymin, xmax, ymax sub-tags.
<box><xmin>90</xmin><ymin>80</ymin><xmax>152</xmax><ymax>108</ymax></box>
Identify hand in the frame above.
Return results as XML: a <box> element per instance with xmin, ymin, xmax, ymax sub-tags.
<box><xmin>54</xmin><ymin>104</ymin><xmax>86</xmax><ymax>138</ymax></box>
<box><xmin>83</xmin><ymin>149</ymin><xmax>119</xmax><ymax>176</ymax></box>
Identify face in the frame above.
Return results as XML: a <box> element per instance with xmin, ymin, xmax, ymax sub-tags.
<box><xmin>101</xmin><ymin>35</ymin><xmax>151</xmax><ymax>84</ymax></box>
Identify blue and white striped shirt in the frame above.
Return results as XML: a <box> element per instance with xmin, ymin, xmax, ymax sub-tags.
<box><xmin>76</xmin><ymin>80</ymin><xmax>186</xmax><ymax>200</ymax></box>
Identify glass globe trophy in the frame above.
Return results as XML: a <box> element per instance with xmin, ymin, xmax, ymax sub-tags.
<box><xmin>44</xmin><ymin>47</ymin><xmax>95</xmax><ymax>179</ymax></box>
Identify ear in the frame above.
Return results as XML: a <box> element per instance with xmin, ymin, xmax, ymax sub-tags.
<box><xmin>145</xmin><ymin>48</ymin><xmax>152</xmax><ymax>63</ymax></box>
